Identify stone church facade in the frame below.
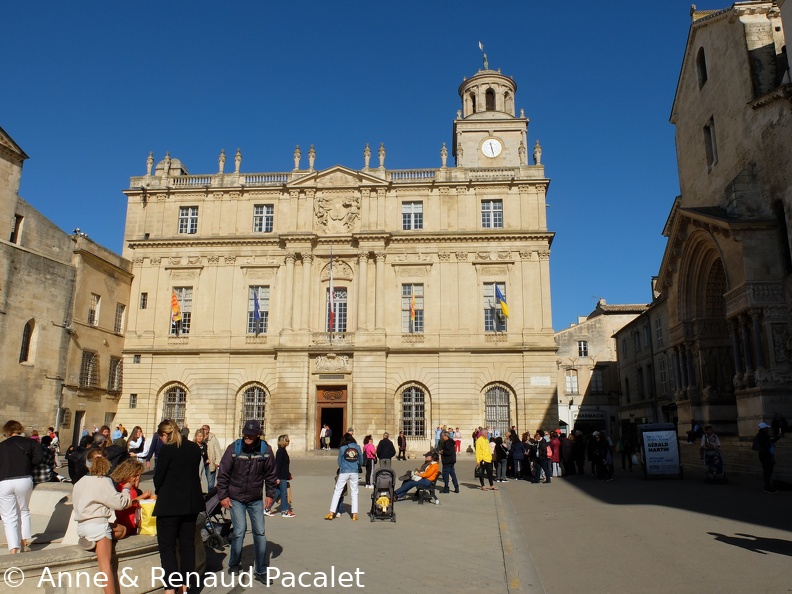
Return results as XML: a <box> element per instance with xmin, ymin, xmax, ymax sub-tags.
<box><xmin>655</xmin><ymin>2</ymin><xmax>792</xmax><ymax>438</ymax></box>
<box><xmin>115</xmin><ymin>66</ymin><xmax>558</xmax><ymax>452</ymax></box>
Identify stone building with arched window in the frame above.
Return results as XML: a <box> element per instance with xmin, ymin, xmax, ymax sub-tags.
<box><xmin>114</xmin><ymin>64</ymin><xmax>558</xmax><ymax>453</ymax></box>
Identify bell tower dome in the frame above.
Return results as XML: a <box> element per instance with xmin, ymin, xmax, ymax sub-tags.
<box><xmin>453</xmin><ymin>68</ymin><xmax>529</xmax><ymax>168</ymax></box>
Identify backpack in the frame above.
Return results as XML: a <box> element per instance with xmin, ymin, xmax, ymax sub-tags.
<box><xmin>342</xmin><ymin>445</ymin><xmax>359</xmax><ymax>463</ymax></box>
<box><xmin>233</xmin><ymin>439</ymin><xmax>269</xmax><ymax>458</ymax></box>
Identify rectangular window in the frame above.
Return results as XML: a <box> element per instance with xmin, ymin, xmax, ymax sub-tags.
<box><xmin>637</xmin><ymin>368</ymin><xmax>645</xmax><ymax>398</ymax></box>
<box><xmin>643</xmin><ymin>326</ymin><xmax>651</xmax><ymax>348</ymax></box>
<box><xmin>483</xmin><ymin>282</ymin><xmax>507</xmax><ymax>332</ymax></box>
<box><xmin>88</xmin><ymin>294</ymin><xmax>100</xmax><ymax>326</ymax></box>
<box><xmin>590</xmin><ymin>368</ymin><xmax>603</xmax><ymax>394</ymax></box>
<box><xmin>401</xmin><ymin>284</ymin><xmax>424</xmax><ymax>333</ymax></box>
<box><xmin>622</xmin><ymin>338</ymin><xmax>628</xmax><ymax>357</ymax></box>
<box><xmin>481</xmin><ymin>200</ymin><xmax>503</xmax><ymax>229</ymax></box>
<box><xmin>114</xmin><ymin>303</ymin><xmax>126</xmax><ymax>334</ymax></box>
<box><xmin>633</xmin><ymin>333</ymin><xmax>640</xmax><ymax>354</ymax></box>
<box><xmin>170</xmin><ymin>287</ymin><xmax>193</xmax><ymax>335</ymax></box>
<box><xmin>578</xmin><ymin>340</ymin><xmax>589</xmax><ymax>357</ymax></box>
<box><xmin>655</xmin><ymin>317</ymin><xmax>663</xmax><ymax>349</ymax></box>
<box><xmin>140</xmin><ymin>292</ymin><xmax>148</xmax><ymax>310</ymax></box>
<box><xmin>402</xmin><ymin>202</ymin><xmax>423</xmax><ymax>231</ymax></box>
<box><xmin>178</xmin><ymin>206</ymin><xmax>199</xmax><ymax>234</ymax></box>
<box><xmin>668</xmin><ymin>354</ymin><xmax>676</xmax><ymax>392</ymax></box>
<box><xmin>247</xmin><ymin>286</ymin><xmax>270</xmax><ymax>334</ymax></box>
<box><xmin>326</xmin><ymin>287</ymin><xmax>347</xmax><ymax>333</ymax></box>
<box><xmin>10</xmin><ymin>214</ymin><xmax>23</xmax><ymax>244</ymax></box>
<box><xmin>253</xmin><ymin>205</ymin><xmax>274</xmax><ymax>233</ymax></box>
<box><xmin>133</xmin><ymin>354</ymin><xmax>141</xmax><ymax>364</ymax></box>
<box><xmin>659</xmin><ymin>358</ymin><xmax>668</xmax><ymax>396</ymax></box>
<box><xmin>80</xmin><ymin>350</ymin><xmax>100</xmax><ymax>388</ymax></box>
<box><xmin>129</xmin><ymin>394</ymin><xmax>138</xmax><ymax>409</ymax></box>
<box><xmin>108</xmin><ymin>357</ymin><xmax>123</xmax><ymax>392</ymax></box>
<box><xmin>704</xmin><ymin>117</ymin><xmax>718</xmax><ymax>171</ymax></box>
<box><xmin>565</xmin><ymin>369</ymin><xmax>579</xmax><ymax>394</ymax></box>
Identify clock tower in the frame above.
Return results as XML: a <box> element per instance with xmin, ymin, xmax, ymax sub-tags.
<box><xmin>453</xmin><ymin>68</ymin><xmax>529</xmax><ymax>168</ymax></box>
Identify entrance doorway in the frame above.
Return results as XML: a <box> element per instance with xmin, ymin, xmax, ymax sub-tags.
<box><xmin>71</xmin><ymin>410</ymin><xmax>85</xmax><ymax>448</ymax></box>
<box><xmin>316</xmin><ymin>385</ymin><xmax>347</xmax><ymax>449</ymax></box>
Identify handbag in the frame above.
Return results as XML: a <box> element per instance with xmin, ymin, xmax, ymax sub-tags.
<box><xmin>474</xmin><ymin>465</ymin><xmax>482</xmax><ymax>479</ymax></box>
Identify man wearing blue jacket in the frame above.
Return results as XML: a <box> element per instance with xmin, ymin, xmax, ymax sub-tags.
<box><xmin>325</xmin><ymin>433</ymin><xmax>363</xmax><ymax>521</ymax></box>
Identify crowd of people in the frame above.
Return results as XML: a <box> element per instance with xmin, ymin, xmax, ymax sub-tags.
<box><xmin>2</xmin><ymin>415</ymin><xmax>788</xmax><ymax>592</ymax></box>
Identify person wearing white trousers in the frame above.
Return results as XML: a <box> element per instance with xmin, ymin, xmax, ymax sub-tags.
<box><xmin>324</xmin><ymin>434</ymin><xmax>363</xmax><ymax>521</ymax></box>
<box><xmin>0</xmin><ymin>420</ymin><xmax>42</xmax><ymax>554</ymax></box>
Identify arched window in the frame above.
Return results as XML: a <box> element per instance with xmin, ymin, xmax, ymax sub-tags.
<box><xmin>469</xmin><ymin>91</ymin><xmax>477</xmax><ymax>114</ymax></box>
<box><xmin>774</xmin><ymin>201</ymin><xmax>792</xmax><ymax>275</ymax></box>
<box><xmin>242</xmin><ymin>385</ymin><xmax>267</xmax><ymax>432</ymax></box>
<box><xmin>485</xmin><ymin>88</ymin><xmax>496</xmax><ymax>111</ymax></box>
<box><xmin>401</xmin><ymin>386</ymin><xmax>425</xmax><ymax>437</ymax></box>
<box><xmin>19</xmin><ymin>319</ymin><xmax>34</xmax><ymax>363</ymax></box>
<box><xmin>696</xmin><ymin>47</ymin><xmax>708</xmax><ymax>88</ymax></box>
<box><xmin>485</xmin><ymin>385</ymin><xmax>510</xmax><ymax>436</ymax></box>
<box><xmin>504</xmin><ymin>91</ymin><xmax>514</xmax><ymax>115</ymax></box>
<box><xmin>162</xmin><ymin>385</ymin><xmax>187</xmax><ymax>427</ymax></box>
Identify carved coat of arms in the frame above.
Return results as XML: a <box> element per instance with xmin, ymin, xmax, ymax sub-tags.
<box><xmin>315</xmin><ymin>193</ymin><xmax>360</xmax><ymax>234</ymax></box>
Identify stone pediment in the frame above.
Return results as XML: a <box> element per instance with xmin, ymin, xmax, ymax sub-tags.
<box><xmin>0</xmin><ymin>126</ymin><xmax>29</xmax><ymax>161</ymax></box>
<box><xmin>287</xmin><ymin>165</ymin><xmax>387</xmax><ymax>190</ymax></box>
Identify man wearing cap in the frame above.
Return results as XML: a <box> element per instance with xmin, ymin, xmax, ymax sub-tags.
<box><xmin>217</xmin><ymin>420</ymin><xmax>277</xmax><ymax>583</ymax></box>
<box><xmin>753</xmin><ymin>422</ymin><xmax>782</xmax><ymax>493</ymax></box>
<box><xmin>395</xmin><ymin>451</ymin><xmax>440</xmax><ymax>499</ymax></box>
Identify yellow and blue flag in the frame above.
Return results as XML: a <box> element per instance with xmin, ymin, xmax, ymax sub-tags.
<box><xmin>495</xmin><ymin>285</ymin><xmax>509</xmax><ymax>318</ymax></box>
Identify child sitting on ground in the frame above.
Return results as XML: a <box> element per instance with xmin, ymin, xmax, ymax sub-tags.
<box><xmin>109</xmin><ymin>459</ymin><xmax>153</xmax><ymax>537</ymax></box>
<box><xmin>72</xmin><ymin>449</ymin><xmax>133</xmax><ymax>594</ymax></box>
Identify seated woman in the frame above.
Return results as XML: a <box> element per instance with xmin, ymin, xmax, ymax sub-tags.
<box><xmin>395</xmin><ymin>451</ymin><xmax>440</xmax><ymax>499</ymax></box>
<box><xmin>110</xmin><ymin>459</ymin><xmax>153</xmax><ymax>537</ymax></box>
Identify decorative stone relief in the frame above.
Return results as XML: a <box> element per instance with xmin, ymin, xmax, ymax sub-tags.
<box><xmin>477</xmin><ymin>252</ymin><xmax>492</xmax><ymax>260</ymax></box>
<box><xmin>225</xmin><ymin>256</ymin><xmax>236</xmax><ymax>265</ymax></box>
<box><xmin>538</xmin><ymin>251</ymin><xmax>550</xmax><ymax>260</ymax></box>
<box><xmin>156</xmin><ymin>194</ymin><xmax>167</xmax><ymax>202</ymax></box>
<box><xmin>132</xmin><ymin>258</ymin><xmax>144</xmax><ymax>265</ymax></box>
<box><xmin>188</xmin><ymin>256</ymin><xmax>202</xmax><ymax>265</ymax></box>
<box><xmin>437</xmin><ymin>252</ymin><xmax>451</xmax><ymax>262</ymax></box>
<box><xmin>212</xmin><ymin>192</ymin><xmax>224</xmax><ymax>200</ymax></box>
<box><xmin>480</xmin><ymin>266</ymin><xmax>508</xmax><ymax>277</ymax></box>
<box><xmin>171</xmin><ymin>271</ymin><xmax>197</xmax><ymax>281</ymax></box>
<box><xmin>150</xmin><ymin>257</ymin><xmax>162</xmax><ymax>265</ymax></box>
<box><xmin>228</xmin><ymin>192</ymin><xmax>240</xmax><ymax>200</ymax></box>
<box><xmin>321</xmin><ymin>389</ymin><xmax>345</xmax><ymax>401</ymax></box>
<box><xmin>321</xmin><ymin>260</ymin><xmax>353</xmax><ymax>280</ymax></box>
<box><xmin>519</xmin><ymin>251</ymin><xmax>532</xmax><ymax>260</ymax></box>
<box><xmin>455</xmin><ymin>252</ymin><xmax>468</xmax><ymax>261</ymax></box>
<box><xmin>315</xmin><ymin>192</ymin><xmax>361</xmax><ymax>234</ymax></box>
<box><xmin>207</xmin><ymin>256</ymin><xmax>220</xmax><ymax>264</ymax></box>
<box><xmin>246</xmin><ymin>269</ymin><xmax>275</xmax><ymax>279</ymax></box>
<box><xmin>772</xmin><ymin>323</ymin><xmax>790</xmax><ymax>363</ymax></box>
<box><xmin>305</xmin><ymin>189</ymin><xmax>315</xmax><ymax>199</ymax></box>
<box><xmin>398</xmin><ymin>268</ymin><xmax>427</xmax><ymax>277</ymax></box>
<box><xmin>169</xmin><ymin>257</ymin><xmax>182</xmax><ymax>265</ymax></box>
<box><xmin>497</xmin><ymin>251</ymin><xmax>511</xmax><ymax>260</ymax></box>
<box><xmin>316</xmin><ymin>354</ymin><xmax>351</xmax><ymax>373</ymax></box>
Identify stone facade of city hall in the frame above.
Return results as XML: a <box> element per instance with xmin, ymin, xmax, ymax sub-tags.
<box><xmin>114</xmin><ymin>66</ymin><xmax>558</xmax><ymax>451</ymax></box>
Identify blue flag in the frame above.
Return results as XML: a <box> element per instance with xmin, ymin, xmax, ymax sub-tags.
<box><xmin>253</xmin><ymin>290</ymin><xmax>261</xmax><ymax>335</ymax></box>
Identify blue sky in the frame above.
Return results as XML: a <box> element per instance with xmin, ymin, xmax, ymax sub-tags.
<box><xmin>1</xmin><ymin>1</ymin><xmax>706</xmax><ymax>329</ymax></box>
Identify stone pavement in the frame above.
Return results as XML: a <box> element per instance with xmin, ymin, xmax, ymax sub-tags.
<box><xmin>143</xmin><ymin>455</ymin><xmax>544</xmax><ymax>594</ymax></box>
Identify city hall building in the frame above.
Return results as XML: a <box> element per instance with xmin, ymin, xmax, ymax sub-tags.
<box><xmin>115</xmin><ymin>64</ymin><xmax>558</xmax><ymax>452</ymax></box>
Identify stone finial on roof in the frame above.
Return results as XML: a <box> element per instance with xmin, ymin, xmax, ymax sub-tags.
<box><xmin>146</xmin><ymin>152</ymin><xmax>154</xmax><ymax>176</ymax></box>
<box><xmin>440</xmin><ymin>142</ymin><xmax>448</xmax><ymax>168</ymax></box>
<box><xmin>308</xmin><ymin>145</ymin><xmax>316</xmax><ymax>172</ymax></box>
<box><xmin>363</xmin><ymin>144</ymin><xmax>371</xmax><ymax>170</ymax></box>
<box><xmin>293</xmin><ymin>145</ymin><xmax>301</xmax><ymax>171</ymax></box>
<box><xmin>234</xmin><ymin>149</ymin><xmax>242</xmax><ymax>174</ymax></box>
<box><xmin>378</xmin><ymin>143</ymin><xmax>386</xmax><ymax>169</ymax></box>
<box><xmin>218</xmin><ymin>149</ymin><xmax>226</xmax><ymax>174</ymax></box>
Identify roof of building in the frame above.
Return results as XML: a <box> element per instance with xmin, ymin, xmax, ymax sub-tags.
<box><xmin>0</xmin><ymin>125</ymin><xmax>29</xmax><ymax>161</ymax></box>
<box><xmin>587</xmin><ymin>300</ymin><xmax>649</xmax><ymax>319</ymax></box>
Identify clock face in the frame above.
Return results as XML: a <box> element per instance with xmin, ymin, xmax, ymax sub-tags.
<box><xmin>481</xmin><ymin>138</ymin><xmax>503</xmax><ymax>158</ymax></box>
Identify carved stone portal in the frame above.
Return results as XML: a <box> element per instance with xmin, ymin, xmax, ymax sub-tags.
<box><xmin>316</xmin><ymin>354</ymin><xmax>351</xmax><ymax>373</ymax></box>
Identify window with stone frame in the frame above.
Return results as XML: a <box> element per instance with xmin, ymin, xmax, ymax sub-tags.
<box><xmin>401</xmin><ymin>386</ymin><xmax>425</xmax><ymax>437</ymax></box>
<box><xmin>80</xmin><ymin>350</ymin><xmax>100</xmax><ymax>388</ymax></box>
<box><xmin>483</xmin><ymin>283</ymin><xmax>507</xmax><ymax>332</ymax></box>
<box><xmin>178</xmin><ymin>206</ymin><xmax>199</xmax><ymax>234</ymax></box>
<box><xmin>485</xmin><ymin>385</ymin><xmax>510</xmax><ymax>437</ymax></box>
<box><xmin>703</xmin><ymin>117</ymin><xmax>718</xmax><ymax>171</ymax></box>
<box><xmin>401</xmin><ymin>284</ymin><xmax>424</xmax><ymax>333</ymax></box>
<box><xmin>19</xmin><ymin>319</ymin><xmax>34</xmax><ymax>363</ymax></box>
<box><xmin>241</xmin><ymin>385</ymin><xmax>267</xmax><ymax>434</ymax></box>
<box><xmin>108</xmin><ymin>357</ymin><xmax>123</xmax><ymax>392</ymax></box>
<box><xmin>247</xmin><ymin>286</ymin><xmax>270</xmax><ymax>334</ymax></box>
<box><xmin>659</xmin><ymin>358</ymin><xmax>668</xmax><ymax>396</ymax></box>
<box><xmin>129</xmin><ymin>394</ymin><xmax>137</xmax><ymax>409</ymax></box>
<box><xmin>114</xmin><ymin>303</ymin><xmax>126</xmax><ymax>334</ymax></box>
<box><xmin>253</xmin><ymin>205</ymin><xmax>274</xmax><ymax>233</ymax></box>
<box><xmin>565</xmin><ymin>369</ymin><xmax>579</xmax><ymax>394</ymax></box>
<box><xmin>578</xmin><ymin>340</ymin><xmax>589</xmax><ymax>357</ymax></box>
<box><xmin>326</xmin><ymin>287</ymin><xmax>347</xmax><ymax>333</ymax></box>
<box><xmin>590</xmin><ymin>368</ymin><xmax>604</xmax><ymax>395</ymax></box>
<box><xmin>162</xmin><ymin>386</ymin><xmax>187</xmax><ymax>427</ymax></box>
<box><xmin>88</xmin><ymin>294</ymin><xmax>100</xmax><ymax>326</ymax></box>
<box><xmin>170</xmin><ymin>287</ymin><xmax>192</xmax><ymax>335</ymax></box>
<box><xmin>140</xmin><ymin>292</ymin><xmax>148</xmax><ymax>309</ymax></box>
<box><xmin>481</xmin><ymin>199</ymin><xmax>503</xmax><ymax>229</ymax></box>
<box><xmin>401</xmin><ymin>201</ymin><xmax>423</xmax><ymax>230</ymax></box>
<box><xmin>655</xmin><ymin>316</ymin><xmax>664</xmax><ymax>349</ymax></box>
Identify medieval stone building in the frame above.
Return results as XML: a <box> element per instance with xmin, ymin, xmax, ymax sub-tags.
<box><xmin>114</xmin><ymin>64</ymin><xmax>558</xmax><ymax>452</ymax></box>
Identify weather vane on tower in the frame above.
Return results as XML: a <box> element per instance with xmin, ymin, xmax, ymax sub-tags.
<box><xmin>478</xmin><ymin>41</ymin><xmax>488</xmax><ymax>70</ymax></box>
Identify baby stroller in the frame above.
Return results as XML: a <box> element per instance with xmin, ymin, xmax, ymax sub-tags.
<box><xmin>703</xmin><ymin>449</ymin><xmax>727</xmax><ymax>483</ymax></box>
<box><xmin>201</xmin><ymin>487</ymin><xmax>232</xmax><ymax>550</ymax></box>
<box><xmin>370</xmin><ymin>467</ymin><xmax>397</xmax><ymax>523</ymax></box>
